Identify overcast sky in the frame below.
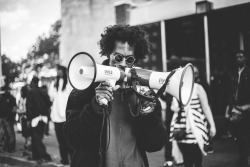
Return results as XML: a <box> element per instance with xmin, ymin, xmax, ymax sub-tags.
<box><xmin>0</xmin><ymin>0</ymin><xmax>60</xmax><ymax>62</ymax></box>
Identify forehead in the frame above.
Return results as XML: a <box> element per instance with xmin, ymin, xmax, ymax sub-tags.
<box><xmin>114</xmin><ymin>41</ymin><xmax>134</xmax><ymax>54</ymax></box>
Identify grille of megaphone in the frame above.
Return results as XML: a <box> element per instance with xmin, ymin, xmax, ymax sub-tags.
<box><xmin>68</xmin><ymin>52</ymin><xmax>194</xmax><ymax>106</ymax></box>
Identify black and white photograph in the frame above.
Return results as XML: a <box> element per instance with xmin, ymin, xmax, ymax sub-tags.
<box><xmin>0</xmin><ymin>0</ymin><xmax>250</xmax><ymax>167</ymax></box>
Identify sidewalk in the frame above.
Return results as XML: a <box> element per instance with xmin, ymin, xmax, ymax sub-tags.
<box><xmin>0</xmin><ymin>122</ymin><xmax>241</xmax><ymax>167</ymax></box>
<box><xmin>147</xmin><ymin>138</ymin><xmax>240</xmax><ymax>167</ymax></box>
<box><xmin>0</xmin><ymin>122</ymin><xmax>64</xmax><ymax>167</ymax></box>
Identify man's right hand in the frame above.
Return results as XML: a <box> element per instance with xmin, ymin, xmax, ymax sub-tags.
<box><xmin>95</xmin><ymin>81</ymin><xmax>120</xmax><ymax>105</ymax></box>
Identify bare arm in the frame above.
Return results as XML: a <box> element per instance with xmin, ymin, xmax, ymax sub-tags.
<box><xmin>171</xmin><ymin>97</ymin><xmax>180</xmax><ymax>113</ymax></box>
<box><xmin>225</xmin><ymin>105</ymin><xmax>231</xmax><ymax>119</ymax></box>
<box><xmin>197</xmin><ymin>84</ymin><xmax>216</xmax><ymax>137</ymax></box>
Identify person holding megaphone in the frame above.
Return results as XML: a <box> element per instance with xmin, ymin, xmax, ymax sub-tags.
<box><xmin>63</xmin><ymin>25</ymin><xmax>166</xmax><ymax>167</ymax></box>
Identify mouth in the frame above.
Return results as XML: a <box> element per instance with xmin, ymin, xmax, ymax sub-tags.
<box><xmin>118</xmin><ymin>66</ymin><xmax>126</xmax><ymax>71</ymax></box>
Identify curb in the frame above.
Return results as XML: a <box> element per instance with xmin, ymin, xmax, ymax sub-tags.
<box><xmin>0</xmin><ymin>153</ymin><xmax>60</xmax><ymax>167</ymax></box>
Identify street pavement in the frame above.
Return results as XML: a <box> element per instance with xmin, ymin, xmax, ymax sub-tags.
<box><xmin>147</xmin><ymin>139</ymin><xmax>241</xmax><ymax>167</ymax></box>
<box><xmin>0</xmin><ymin>122</ymin><xmax>242</xmax><ymax>167</ymax></box>
<box><xmin>0</xmin><ymin>123</ymin><xmax>65</xmax><ymax>167</ymax></box>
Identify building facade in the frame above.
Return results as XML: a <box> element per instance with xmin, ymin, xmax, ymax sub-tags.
<box><xmin>60</xmin><ymin>0</ymin><xmax>250</xmax><ymax>117</ymax></box>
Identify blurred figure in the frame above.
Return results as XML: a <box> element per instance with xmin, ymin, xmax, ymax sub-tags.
<box><xmin>162</xmin><ymin>55</ymin><xmax>182</xmax><ymax>167</ymax></box>
<box><xmin>41</xmin><ymin>85</ymin><xmax>51</xmax><ymax>137</ymax></box>
<box><xmin>168</xmin><ymin>55</ymin><xmax>182</xmax><ymax>71</ymax></box>
<box><xmin>170</xmin><ymin>65</ymin><xmax>216</xmax><ymax>167</ymax></box>
<box><xmin>26</xmin><ymin>77</ymin><xmax>52</xmax><ymax>163</ymax></box>
<box><xmin>27</xmin><ymin>64</ymin><xmax>43</xmax><ymax>85</ymax></box>
<box><xmin>0</xmin><ymin>84</ymin><xmax>17</xmax><ymax>153</ymax></box>
<box><xmin>226</xmin><ymin>50</ymin><xmax>250</xmax><ymax>166</ymax></box>
<box><xmin>50</xmin><ymin>65</ymin><xmax>72</xmax><ymax>165</ymax></box>
<box><xmin>17</xmin><ymin>85</ymin><xmax>32</xmax><ymax>156</ymax></box>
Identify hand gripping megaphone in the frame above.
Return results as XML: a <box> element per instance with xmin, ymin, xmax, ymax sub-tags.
<box><xmin>68</xmin><ymin>52</ymin><xmax>126</xmax><ymax>105</ymax></box>
<box><xmin>68</xmin><ymin>52</ymin><xmax>194</xmax><ymax>106</ymax></box>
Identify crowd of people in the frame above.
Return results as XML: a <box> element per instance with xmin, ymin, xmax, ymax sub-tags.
<box><xmin>0</xmin><ymin>24</ymin><xmax>249</xmax><ymax>167</ymax></box>
<box><xmin>0</xmin><ymin>63</ymin><xmax>72</xmax><ymax>166</ymax></box>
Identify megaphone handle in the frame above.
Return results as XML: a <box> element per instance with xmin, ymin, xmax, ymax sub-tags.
<box><xmin>100</xmin><ymin>98</ymin><xmax>108</xmax><ymax>106</ymax></box>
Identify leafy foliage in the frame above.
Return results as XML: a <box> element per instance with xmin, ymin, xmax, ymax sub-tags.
<box><xmin>1</xmin><ymin>20</ymin><xmax>61</xmax><ymax>83</ymax></box>
<box><xmin>27</xmin><ymin>20</ymin><xmax>61</xmax><ymax>68</ymax></box>
<box><xmin>1</xmin><ymin>54</ymin><xmax>20</xmax><ymax>83</ymax></box>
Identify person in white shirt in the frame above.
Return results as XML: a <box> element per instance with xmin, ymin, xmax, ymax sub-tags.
<box><xmin>50</xmin><ymin>65</ymin><xmax>72</xmax><ymax>165</ymax></box>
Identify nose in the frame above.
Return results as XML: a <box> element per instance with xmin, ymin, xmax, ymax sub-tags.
<box><xmin>119</xmin><ymin>58</ymin><xmax>127</xmax><ymax>68</ymax></box>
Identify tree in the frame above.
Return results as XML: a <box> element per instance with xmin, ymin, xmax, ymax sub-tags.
<box><xmin>1</xmin><ymin>54</ymin><xmax>21</xmax><ymax>83</ymax></box>
<box><xmin>27</xmin><ymin>20</ymin><xmax>61</xmax><ymax>68</ymax></box>
<box><xmin>1</xmin><ymin>20</ymin><xmax>62</xmax><ymax>83</ymax></box>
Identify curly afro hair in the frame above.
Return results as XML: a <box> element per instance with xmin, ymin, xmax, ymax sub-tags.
<box><xmin>98</xmin><ymin>24</ymin><xmax>151</xmax><ymax>60</ymax></box>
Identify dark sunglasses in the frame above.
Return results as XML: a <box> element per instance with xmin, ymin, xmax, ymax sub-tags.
<box><xmin>114</xmin><ymin>54</ymin><xmax>136</xmax><ymax>64</ymax></box>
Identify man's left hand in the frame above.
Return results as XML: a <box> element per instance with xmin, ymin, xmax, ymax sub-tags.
<box><xmin>140</xmin><ymin>90</ymin><xmax>156</xmax><ymax>115</ymax></box>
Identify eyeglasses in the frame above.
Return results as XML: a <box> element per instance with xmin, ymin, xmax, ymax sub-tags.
<box><xmin>114</xmin><ymin>54</ymin><xmax>136</xmax><ymax>64</ymax></box>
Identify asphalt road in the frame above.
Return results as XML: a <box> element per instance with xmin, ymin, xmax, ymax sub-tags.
<box><xmin>0</xmin><ymin>122</ymin><xmax>242</xmax><ymax>167</ymax></box>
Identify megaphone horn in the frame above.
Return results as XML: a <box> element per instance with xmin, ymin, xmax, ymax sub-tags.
<box><xmin>68</xmin><ymin>52</ymin><xmax>126</xmax><ymax>90</ymax></box>
<box><xmin>126</xmin><ymin>64</ymin><xmax>194</xmax><ymax>106</ymax></box>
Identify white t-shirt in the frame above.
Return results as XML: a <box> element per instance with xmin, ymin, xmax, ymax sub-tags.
<box><xmin>50</xmin><ymin>79</ymin><xmax>72</xmax><ymax>123</ymax></box>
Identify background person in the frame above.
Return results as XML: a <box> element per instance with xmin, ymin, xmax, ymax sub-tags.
<box><xmin>17</xmin><ymin>85</ymin><xmax>32</xmax><ymax>156</ymax></box>
<box><xmin>170</xmin><ymin>65</ymin><xmax>216</xmax><ymax>167</ymax></box>
<box><xmin>0</xmin><ymin>83</ymin><xmax>17</xmax><ymax>153</ymax></box>
<box><xmin>50</xmin><ymin>64</ymin><xmax>72</xmax><ymax>165</ymax></box>
<box><xmin>226</xmin><ymin>50</ymin><xmax>250</xmax><ymax>166</ymax></box>
<box><xmin>26</xmin><ymin>77</ymin><xmax>52</xmax><ymax>163</ymax></box>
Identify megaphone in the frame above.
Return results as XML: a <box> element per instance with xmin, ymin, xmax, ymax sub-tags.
<box><xmin>125</xmin><ymin>64</ymin><xmax>194</xmax><ymax>106</ymax></box>
<box><xmin>68</xmin><ymin>52</ymin><xmax>126</xmax><ymax>90</ymax></box>
<box><xmin>68</xmin><ymin>52</ymin><xmax>194</xmax><ymax>106</ymax></box>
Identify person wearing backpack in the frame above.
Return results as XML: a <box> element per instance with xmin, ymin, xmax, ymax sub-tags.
<box><xmin>26</xmin><ymin>76</ymin><xmax>52</xmax><ymax>163</ymax></box>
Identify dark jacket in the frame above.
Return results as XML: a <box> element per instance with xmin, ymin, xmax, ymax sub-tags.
<box><xmin>63</xmin><ymin>82</ymin><xmax>165</xmax><ymax>167</ymax></box>
<box><xmin>231</xmin><ymin>66</ymin><xmax>250</xmax><ymax>106</ymax></box>
<box><xmin>26</xmin><ymin>87</ymin><xmax>52</xmax><ymax>121</ymax></box>
<box><xmin>0</xmin><ymin>92</ymin><xmax>16</xmax><ymax>121</ymax></box>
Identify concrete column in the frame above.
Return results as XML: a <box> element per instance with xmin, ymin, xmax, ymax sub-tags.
<box><xmin>160</xmin><ymin>20</ymin><xmax>167</xmax><ymax>72</ymax></box>
<box><xmin>204</xmin><ymin>15</ymin><xmax>210</xmax><ymax>85</ymax></box>
<box><xmin>0</xmin><ymin>16</ymin><xmax>2</xmax><ymax>77</ymax></box>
